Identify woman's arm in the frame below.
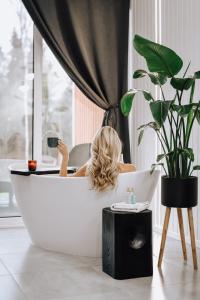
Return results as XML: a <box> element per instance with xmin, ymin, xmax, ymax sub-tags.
<box><xmin>118</xmin><ymin>163</ymin><xmax>136</xmax><ymax>173</ymax></box>
<box><xmin>58</xmin><ymin>140</ymin><xmax>69</xmax><ymax>177</ymax></box>
<box><xmin>58</xmin><ymin>141</ymin><xmax>87</xmax><ymax>177</ymax></box>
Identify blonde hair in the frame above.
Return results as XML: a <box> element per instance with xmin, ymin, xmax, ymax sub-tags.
<box><xmin>87</xmin><ymin>126</ymin><xmax>122</xmax><ymax>192</ymax></box>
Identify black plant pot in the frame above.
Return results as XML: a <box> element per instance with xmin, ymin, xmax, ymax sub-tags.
<box><xmin>161</xmin><ymin>176</ymin><xmax>198</xmax><ymax>208</ymax></box>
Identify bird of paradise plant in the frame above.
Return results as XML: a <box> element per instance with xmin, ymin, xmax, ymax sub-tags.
<box><xmin>121</xmin><ymin>35</ymin><xmax>200</xmax><ymax>178</ymax></box>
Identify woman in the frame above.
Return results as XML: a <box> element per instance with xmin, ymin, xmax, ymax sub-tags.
<box><xmin>58</xmin><ymin>126</ymin><xmax>136</xmax><ymax>191</ymax></box>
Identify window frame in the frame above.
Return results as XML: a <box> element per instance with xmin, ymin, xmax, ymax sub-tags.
<box><xmin>33</xmin><ymin>26</ymin><xmax>43</xmax><ymax>162</ymax></box>
<box><xmin>32</xmin><ymin>25</ymin><xmax>75</xmax><ymax>163</ymax></box>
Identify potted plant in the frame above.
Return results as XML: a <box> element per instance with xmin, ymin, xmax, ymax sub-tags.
<box><xmin>121</xmin><ymin>35</ymin><xmax>200</xmax><ymax>209</ymax></box>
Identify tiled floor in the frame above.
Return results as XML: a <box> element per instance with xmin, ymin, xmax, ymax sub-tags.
<box><xmin>0</xmin><ymin>228</ymin><xmax>199</xmax><ymax>300</ymax></box>
<box><xmin>0</xmin><ymin>194</ymin><xmax>20</xmax><ymax>217</ymax></box>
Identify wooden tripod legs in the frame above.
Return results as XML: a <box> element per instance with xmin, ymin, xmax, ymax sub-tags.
<box><xmin>187</xmin><ymin>208</ymin><xmax>198</xmax><ymax>270</ymax></box>
<box><xmin>177</xmin><ymin>208</ymin><xmax>187</xmax><ymax>261</ymax></box>
<box><xmin>158</xmin><ymin>207</ymin><xmax>171</xmax><ymax>268</ymax></box>
<box><xmin>158</xmin><ymin>207</ymin><xmax>198</xmax><ymax>270</ymax></box>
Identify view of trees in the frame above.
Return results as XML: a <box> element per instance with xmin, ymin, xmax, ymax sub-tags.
<box><xmin>0</xmin><ymin>0</ymin><xmax>72</xmax><ymax>162</ymax></box>
<box><xmin>0</xmin><ymin>0</ymin><xmax>33</xmax><ymax>159</ymax></box>
<box><xmin>42</xmin><ymin>43</ymin><xmax>72</xmax><ymax>163</ymax></box>
<box><xmin>0</xmin><ymin>0</ymin><xmax>72</xmax><ymax>216</ymax></box>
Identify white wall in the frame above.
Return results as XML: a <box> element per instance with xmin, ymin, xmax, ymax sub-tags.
<box><xmin>130</xmin><ymin>0</ymin><xmax>200</xmax><ymax>246</ymax></box>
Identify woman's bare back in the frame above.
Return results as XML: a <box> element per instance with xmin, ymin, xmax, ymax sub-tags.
<box><xmin>72</xmin><ymin>162</ymin><xmax>136</xmax><ymax>177</ymax></box>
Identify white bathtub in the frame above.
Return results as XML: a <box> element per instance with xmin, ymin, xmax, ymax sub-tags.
<box><xmin>9</xmin><ymin>164</ymin><xmax>160</xmax><ymax>257</ymax></box>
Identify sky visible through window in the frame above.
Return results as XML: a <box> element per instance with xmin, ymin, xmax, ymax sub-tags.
<box><xmin>0</xmin><ymin>0</ymin><xmax>33</xmax><ymax>217</ymax></box>
<box><xmin>0</xmin><ymin>0</ymin><xmax>33</xmax><ymax>160</ymax></box>
<box><xmin>0</xmin><ymin>0</ymin><xmax>33</xmax><ymax>61</ymax></box>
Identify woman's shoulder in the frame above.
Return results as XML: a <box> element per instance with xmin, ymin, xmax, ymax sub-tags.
<box><xmin>118</xmin><ymin>162</ymin><xmax>136</xmax><ymax>173</ymax></box>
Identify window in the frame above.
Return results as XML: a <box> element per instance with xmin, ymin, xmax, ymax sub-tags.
<box><xmin>0</xmin><ymin>1</ymin><xmax>33</xmax><ymax>160</ymax></box>
<box><xmin>0</xmin><ymin>0</ymin><xmax>104</xmax><ymax>218</ymax></box>
<box><xmin>0</xmin><ymin>0</ymin><xmax>33</xmax><ymax>217</ymax></box>
<box><xmin>42</xmin><ymin>41</ymin><xmax>73</xmax><ymax>165</ymax></box>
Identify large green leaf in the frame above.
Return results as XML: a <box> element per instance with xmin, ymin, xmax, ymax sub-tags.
<box><xmin>120</xmin><ymin>90</ymin><xmax>136</xmax><ymax>116</ymax></box>
<box><xmin>133</xmin><ymin>35</ymin><xmax>183</xmax><ymax>77</ymax></box>
<box><xmin>157</xmin><ymin>151</ymin><xmax>176</xmax><ymax>163</ymax></box>
<box><xmin>156</xmin><ymin>154</ymin><xmax>165</xmax><ymax>162</ymax></box>
<box><xmin>185</xmin><ymin>102</ymin><xmax>200</xmax><ymax>143</ymax></box>
<box><xmin>150</xmin><ymin>163</ymin><xmax>165</xmax><ymax>174</ymax></box>
<box><xmin>177</xmin><ymin>148</ymin><xmax>194</xmax><ymax>161</ymax></box>
<box><xmin>148</xmin><ymin>72</ymin><xmax>167</xmax><ymax>85</ymax></box>
<box><xmin>137</xmin><ymin>122</ymin><xmax>160</xmax><ymax>146</ymax></box>
<box><xmin>133</xmin><ymin>69</ymin><xmax>167</xmax><ymax>85</ymax></box>
<box><xmin>143</xmin><ymin>91</ymin><xmax>153</xmax><ymax>101</ymax></box>
<box><xmin>171</xmin><ymin>104</ymin><xmax>194</xmax><ymax>117</ymax></box>
<box><xmin>170</xmin><ymin>77</ymin><xmax>194</xmax><ymax>91</ymax></box>
<box><xmin>121</xmin><ymin>89</ymin><xmax>153</xmax><ymax>116</ymax></box>
<box><xmin>150</xmin><ymin>100</ymin><xmax>172</xmax><ymax>127</ymax></box>
<box><xmin>193</xmin><ymin>104</ymin><xmax>200</xmax><ymax>124</ymax></box>
<box><xmin>194</xmin><ymin>71</ymin><xmax>200</xmax><ymax>79</ymax></box>
<box><xmin>193</xmin><ymin>165</ymin><xmax>200</xmax><ymax>170</ymax></box>
<box><xmin>133</xmin><ymin>69</ymin><xmax>146</xmax><ymax>78</ymax></box>
<box><xmin>137</xmin><ymin>122</ymin><xmax>160</xmax><ymax>131</ymax></box>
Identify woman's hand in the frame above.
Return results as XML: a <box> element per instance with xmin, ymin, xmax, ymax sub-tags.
<box><xmin>57</xmin><ymin>140</ymin><xmax>69</xmax><ymax>160</ymax></box>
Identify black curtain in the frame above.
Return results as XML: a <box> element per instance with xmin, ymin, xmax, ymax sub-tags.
<box><xmin>22</xmin><ymin>0</ymin><xmax>131</xmax><ymax>162</ymax></box>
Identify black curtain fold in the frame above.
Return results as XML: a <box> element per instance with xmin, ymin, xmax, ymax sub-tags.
<box><xmin>22</xmin><ymin>0</ymin><xmax>131</xmax><ymax>162</ymax></box>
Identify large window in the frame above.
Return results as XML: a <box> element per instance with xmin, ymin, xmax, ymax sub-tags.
<box><xmin>0</xmin><ymin>0</ymin><xmax>33</xmax><ymax>217</ymax></box>
<box><xmin>42</xmin><ymin>41</ymin><xmax>73</xmax><ymax>165</ymax></box>
<box><xmin>0</xmin><ymin>0</ymin><xmax>104</xmax><ymax>218</ymax></box>
<box><xmin>0</xmin><ymin>1</ymin><xmax>33</xmax><ymax>160</ymax></box>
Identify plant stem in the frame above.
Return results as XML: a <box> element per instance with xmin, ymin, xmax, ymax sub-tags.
<box><xmin>180</xmin><ymin>117</ymin><xmax>187</xmax><ymax>176</ymax></box>
<box><xmin>159</xmin><ymin>131</ymin><xmax>168</xmax><ymax>147</ymax></box>
<box><xmin>162</xmin><ymin>126</ymin><xmax>170</xmax><ymax>152</ymax></box>
<box><xmin>162</xmin><ymin>164</ymin><xmax>168</xmax><ymax>175</ymax></box>
<box><xmin>183</xmin><ymin>61</ymin><xmax>191</xmax><ymax>78</ymax></box>
<box><xmin>177</xmin><ymin>116</ymin><xmax>183</xmax><ymax>149</ymax></box>
<box><xmin>169</xmin><ymin>113</ymin><xmax>173</xmax><ymax>150</ymax></box>
<box><xmin>174</xmin><ymin>89</ymin><xmax>183</xmax><ymax>149</ymax></box>
<box><xmin>181</xmin><ymin>117</ymin><xmax>186</xmax><ymax>146</ymax></box>
<box><xmin>160</xmin><ymin>85</ymin><xmax>179</xmax><ymax>176</ymax></box>
<box><xmin>187</xmin><ymin>159</ymin><xmax>192</xmax><ymax>176</ymax></box>
<box><xmin>156</xmin><ymin>132</ymin><xmax>171</xmax><ymax>176</ymax></box>
<box><xmin>189</xmin><ymin>81</ymin><xmax>195</xmax><ymax>104</ymax></box>
<box><xmin>174</xmin><ymin>90</ymin><xmax>184</xmax><ymax>176</ymax></box>
<box><xmin>186</xmin><ymin>101</ymin><xmax>200</xmax><ymax>146</ymax></box>
<box><xmin>160</xmin><ymin>85</ymin><xmax>175</xmax><ymax>150</ymax></box>
<box><xmin>185</xmin><ymin>81</ymin><xmax>195</xmax><ymax>141</ymax></box>
<box><xmin>176</xmin><ymin>90</ymin><xmax>181</xmax><ymax>105</ymax></box>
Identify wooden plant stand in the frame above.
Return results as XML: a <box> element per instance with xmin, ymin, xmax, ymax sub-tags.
<box><xmin>158</xmin><ymin>207</ymin><xmax>198</xmax><ymax>270</ymax></box>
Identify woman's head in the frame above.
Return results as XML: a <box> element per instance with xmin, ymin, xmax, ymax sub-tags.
<box><xmin>87</xmin><ymin>126</ymin><xmax>122</xmax><ymax>192</ymax></box>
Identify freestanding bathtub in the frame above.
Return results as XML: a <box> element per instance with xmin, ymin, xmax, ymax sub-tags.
<box><xmin>9</xmin><ymin>163</ymin><xmax>160</xmax><ymax>257</ymax></box>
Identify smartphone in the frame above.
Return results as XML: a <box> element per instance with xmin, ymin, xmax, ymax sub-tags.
<box><xmin>47</xmin><ymin>137</ymin><xmax>59</xmax><ymax>148</ymax></box>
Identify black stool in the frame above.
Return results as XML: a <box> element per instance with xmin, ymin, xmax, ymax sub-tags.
<box><xmin>102</xmin><ymin>207</ymin><xmax>153</xmax><ymax>280</ymax></box>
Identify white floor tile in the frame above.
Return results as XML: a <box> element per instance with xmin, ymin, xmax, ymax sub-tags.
<box><xmin>0</xmin><ymin>228</ymin><xmax>32</xmax><ymax>255</ymax></box>
<box><xmin>13</xmin><ymin>269</ymin><xmax>121</xmax><ymax>300</ymax></box>
<box><xmin>0</xmin><ymin>228</ymin><xmax>199</xmax><ymax>300</ymax></box>
<box><xmin>0</xmin><ymin>275</ymin><xmax>26</xmax><ymax>300</ymax></box>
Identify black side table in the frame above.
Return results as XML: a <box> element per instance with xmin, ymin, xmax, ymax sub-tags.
<box><xmin>102</xmin><ymin>207</ymin><xmax>153</xmax><ymax>280</ymax></box>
